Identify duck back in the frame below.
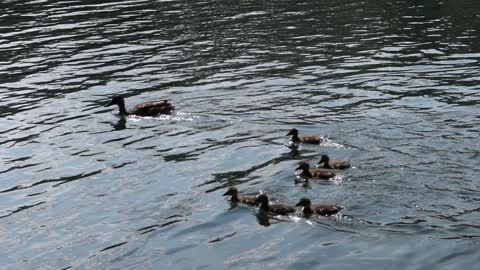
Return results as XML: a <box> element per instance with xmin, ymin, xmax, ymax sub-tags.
<box><xmin>237</xmin><ymin>194</ymin><xmax>259</xmax><ymax>206</ymax></box>
<box><xmin>128</xmin><ymin>100</ymin><xmax>174</xmax><ymax>116</ymax></box>
<box><xmin>308</xmin><ymin>168</ymin><xmax>335</xmax><ymax>179</ymax></box>
<box><xmin>311</xmin><ymin>204</ymin><xmax>343</xmax><ymax>216</ymax></box>
<box><xmin>268</xmin><ymin>203</ymin><xmax>296</xmax><ymax>215</ymax></box>
<box><xmin>300</xmin><ymin>136</ymin><xmax>322</xmax><ymax>144</ymax></box>
<box><xmin>329</xmin><ymin>161</ymin><xmax>351</xmax><ymax>169</ymax></box>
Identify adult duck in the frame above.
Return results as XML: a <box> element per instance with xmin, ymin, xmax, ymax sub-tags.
<box><xmin>286</xmin><ymin>128</ymin><xmax>323</xmax><ymax>144</ymax></box>
<box><xmin>105</xmin><ymin>95</ymin><xmax>174</xmax><ymax>116</ymax></box>
<box><xmin>318</xmin><ymin>155</ymin><xmax>351</xmax><ymax>170</ymax></box>
<box><xmin>296</xmin><ymin>161</ymin><xmax>335</xmax><ymax>180</ymax></box>
<box><xmin>296</xmin><ymin>197</ymin><xmax>343</xmax><ymax>216</ymax></box>
<box><xmin>223</xmin><ymin>187</ymin><xmax>258</xmax><ymax>206</ymax></box>
<box><xmin>255</xmin><ymin>193</ymin><xmax>295</xmax><ymax>216</ymax></box>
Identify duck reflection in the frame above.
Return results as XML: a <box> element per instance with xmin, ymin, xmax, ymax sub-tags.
<box><xmin>112</xmin><ymin>117</ymin><xmax>126</xmax><ymax>130</ymax></box>
<box><xmin>287</xmin><ymin>146</ymin><xmax>301</xmax><ymax>158</ymax></box>
<box><xmin>255</xmin><ymin>211</ymin><xmax>293</xmax><ymax>227</ymax></box>
<box><xmin>256</xmin><ymin>212</ymin><xmax>271</xmax><ymax>226</ymax></box>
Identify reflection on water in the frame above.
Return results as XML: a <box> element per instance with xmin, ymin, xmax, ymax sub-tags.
<box><xmin>1</xmin><ymin>0</ymin><xmax>480</xmax><ymax>269</ymax></box>
<box><xmin>112</xmin><ymin>117</ymin><xmax>127</xmax><ymax>130</ymax></box>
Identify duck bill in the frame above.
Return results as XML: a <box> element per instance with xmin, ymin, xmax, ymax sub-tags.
<box><xmin>105</xmin><ymin>100</ymin><xmax>114</xmax><ymax>107</ymax></box>
<box><xmin>295</xmin><ymin>165</ymin><xmax>302</xmax><ymax>171</ymax></box>
<box><xmin>295</xmin><ymin>202</ymin><xmax>302</xmax><ymax>207</ymax></box>
<box><xmin>222</xmin><ymin>191</ymin><xmax>231</xmax><ymax>196</ymax></box>
<box><xmin>286</xmin><ymin>131</ymin><xmax>293</xmax><ymax>136</ymax></box>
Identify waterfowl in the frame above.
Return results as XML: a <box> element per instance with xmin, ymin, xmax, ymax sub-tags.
<box><xmin>255</xmin><ymin>193</ymin><xmax>295</xmax><ymax>216</ymax></box>
<box><xmin>296</xmin><ymin>197</ymin><xmax>343</xmax><ymax>216</ymax></box>
<box><xmin>296</xmin><ymin>161</ymin><xmax>335</xmax><ymax>180</ymax></box>
<box><xmin>105</xmin><ymin>95</ymin><xmax>174</xmax><ymax>116</ymax></box>
<box><xmin>286</xmin><ymin>128</ymin><xmax>323</xmax><ymax>144</ymax></box>
<box><xmin>318</xmin><ymin>155</ymin><xmax>351</xmax><ymax>170</ymax></box>
<box><xmin>222</xmin><ymin>187</ymin><xmax>258</xmax><ymax>206</ymax></box>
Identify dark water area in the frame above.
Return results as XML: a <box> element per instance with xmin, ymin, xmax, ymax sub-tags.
<box><xmin>1</xmin><ymin>0</ymin><xmax>480</xmax><ymax>269</ymax></box>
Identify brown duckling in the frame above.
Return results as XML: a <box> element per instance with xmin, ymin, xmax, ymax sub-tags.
<box><xmin>296</xmin><ymin>161</ymin><xmax>335</xmax><ymax>180</ymax></box>
<box><xmin>318</xmin><ymin>155</ymin><xmax>351</xmax><ymax>170</ymax></box>
<box><xmin>222</xmin><ymin>187</ymin><xmax>258</xmax><ymax>206</ymax></box>
<box><xmin>287</xmin><ymin>128</ymin><xmax>323</xmax><ymax>144</ymax></box>
<box><xmin>296</xmin><ymin>197</ymin><xmax>343</xmax><ymax>216</ymax></box>
<box><xmin>255</xmin><ymin>193</ymin><xmax>295</xmax><ymax>216</ymax></box>
<box><xmin>105</xmin><ymin>95</ymin><xmax>174</xmax><ymax>116</ymax></box>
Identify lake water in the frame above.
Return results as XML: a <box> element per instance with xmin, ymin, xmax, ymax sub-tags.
<box><xmin>1</xmin><ymin>0</ymin><xmax>480</xmax><ymax>269</ymax></box>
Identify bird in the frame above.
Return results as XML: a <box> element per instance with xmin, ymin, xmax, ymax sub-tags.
<box><xmin>286</xmin><ymin>128</ymin><xmax>323</xmax><ymax>144</ymax></box>
<box><xmin>318</xmin><ymin>155</ymin><xmax>351</xmax><ymax>169</ymax></box>
<box><xmin>222</xmin><ymin>187</ymin><xmax>258</xmax><ymax>206</ymax></box>
<box><xmin>296</xmin><ymin>161</ymin><xmax>335</xmax><ymax>180</ymax></box>
<box><xmin>105</xmin><ymin>95</ymin><xmax>174</xmax><ymax>116</ymax></box>
<box><xmin>255</xmin><ymin>193</ymin><xmax>295</xmax><ymax>216</ymax></box>
<box><xmin>296</xmin><ymin>197</ymin><xmax>343</xmax><ymax>216</ymax></box>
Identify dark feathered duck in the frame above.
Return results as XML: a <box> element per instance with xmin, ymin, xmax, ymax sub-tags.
<box><xmin>105</xmin><ymin>95</ymin><xmax>174</xmax><ymax>116</ymax></box>
<box><xmin>296</xmin><ymin>197</ymin><xmax>343</xmax><ymax>216</ymax></box>
<box><xmin>223</xmin><ymin>187</ymin><xmax>258</xmax><ymax>206</ymax></box>
<box><xmin>286</xmin><ymin>128</ymin><xmax>323</xmax><ymax>144</ymax></box>
<box><xmin>318</xmin><ymin>155</ymin><xmax>351</xmax><ymax>170</ymax></box>
<box><xmin>296</xmin><ymin>161</ymin><xmax>335</xmax><ymax>180</ymax></box>
<box><xmin>255</xmin><ymin>193</ymin><xmax>295</xmax><ymax>216</ymax></box>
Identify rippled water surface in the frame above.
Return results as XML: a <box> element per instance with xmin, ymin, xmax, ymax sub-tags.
<box><xmin>1</xmin><ymin>0</ymin><xmax>480</xmax><ymax>269</ymax></box>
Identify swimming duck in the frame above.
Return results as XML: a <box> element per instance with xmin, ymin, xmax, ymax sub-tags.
<box><xmin>318</xmin><ymin>155</ymin><xmax>351</xmax><ymax>169</ymax></box>
<box><xmin>255</xmin><ymin>193</ymin><xmax>295</xmax><ymax>216</ymax></box>
<box><xmin>296</xmin><ymin>161</ymin><xmax>335</xmax><ymax>180</ymax></box>
<box><xmin>223</xmin><ymin>187</ymin><xmax>258</xmax><ymax>206</ymax></box>
<box><xmin>286</xmin><ymin>128</ymin><xmax>323</xmax><ymax>144</ymax></box>
<box><xmin>296</xmin><ymin>197</ymin><xmax>343</xmax><ymax>216</ymax></box>
<box><xmin>105</xmin><ymin>95</ymin><xmax>174</xmax><ymax>116</ymax></box>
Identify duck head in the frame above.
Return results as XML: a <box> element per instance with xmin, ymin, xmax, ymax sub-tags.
<box><xmin>105</xmin><ymin>95</ymin><xmax>125</xmax><ymax>107</ymax></box>
<box><xmin>295</xmin><ymin>161</ymin><xmax>310</xmax><ymax>171</ymax></box>
<box><xmin>318</xmin><ymin>155</ymin><xmax>329</xmax><ymax>165</ymax></box>
<box><xmin>296</xmin><ymin>197</ymin><xmax>312</xmax><ymax>207</ymax></box>
<box><xmin>223</xmin><ymin>187</ymin><xmax>238</xmax><ymax>196</ymax></box>
<box><xmin>255</xmin><ymin>193</ymin><xmax>269</xmax><ymax>205</ymax></box>
<box><xmin>105</xmin><ymin>95</ymin><xmax>127</xmax><ymax>114</ymax></box>
<box><xmin>286</xmin><ymin>128</ymin><xmax>299</xmax><ymax>136</ymax></box>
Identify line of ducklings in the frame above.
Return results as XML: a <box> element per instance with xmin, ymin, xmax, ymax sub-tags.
<box><xmin>223</xmin><ymin>187</ymin><xmax>344</xmax><ymax>216</ymax></box>
<box><xmin>103</xmin><ymin>96</ymin><xmax>350</xmax><ymax>217</ymax></box>
<box><xmin>224</xmin><ymin>129</ymin><xmax>352</xmax><ymax>217</ymax></box>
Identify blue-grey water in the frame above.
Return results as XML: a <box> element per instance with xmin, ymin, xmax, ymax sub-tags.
<box><xmin>1</xmin><ymin>0</ymin><xmax>480</xmax><ymax>269</ymax></box>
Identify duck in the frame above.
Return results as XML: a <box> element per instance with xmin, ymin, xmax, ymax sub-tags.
<box><xmin>255</xmin><ymin>193</ymin><xmax>295</xmax><ymax>215</ymax></box>
<box><xmin>318</xmin><ymin>155</ymin><xmax>351</xmax><ymax>169</ymax></box>
<box><xmin>222</xmin><ymin>187</ymin><xmax>258</xmax><ymax>206</ymax></box>
<box><xmin>296</xmin><ymin>197</ymin><xmax>343</xmax><ymax>216</ymax></box>
<box><xmin>286</xmin><ymin>128</ymin><xmax>323</xmax><ymax>144</ymax></box>
<box><xmin>105</xmin><ymin>95</ymin><xmax>174</xmax><ymax>116</ymax></box>
<box><xmin>296</xmin><ymin>161</ymin><xmax>335</xmax><ymax>180</ymax></box>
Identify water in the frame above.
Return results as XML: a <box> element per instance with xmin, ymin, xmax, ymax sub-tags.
<box><xmin>1</xmin><ymin>0</ymin><xmax>480</xmax><ymax>269</ymax></box>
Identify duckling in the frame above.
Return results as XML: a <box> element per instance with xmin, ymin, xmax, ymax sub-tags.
<box><xmin>105</xmin><ymin>95</ymin><xmax>174</xmax><ymax>116</ymax></box>
<box><xmin>286</xmin><ymin>128</ymin><xmax>323</xmax><ymax>144</ymax></box>
<box><xmin>296</xmin><ymin>197</ymin><xmax>343</xmax><ymax>216</ymax></box>
<box><xmin>255</xmin><ymin>193</ymin><xmax>295</xmax><ymax>216</ymax></box>
<box><xmin>318</xmin><ymin>155</ymin><xmax>351</xmax><ymax>170</ymax></box>
<box><xmin>222</xmin><ymin>187</ymin><xmax>258</xmax><ymax>206</ymax></box>
<box><xmin>296</xmin><ymin>161</ymin><xmax>335</xmax><ymax>180</ymax></box>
